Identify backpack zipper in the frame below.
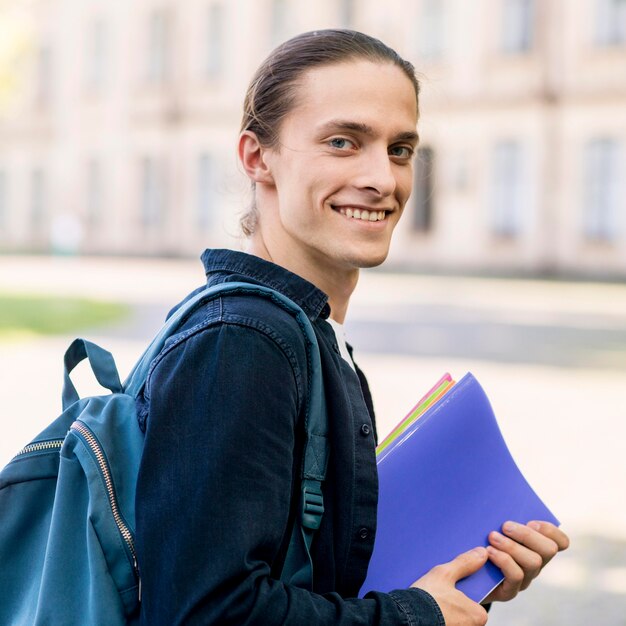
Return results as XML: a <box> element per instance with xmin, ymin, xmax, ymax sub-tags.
<box><xmin>70</xmin><ymin>420</ymin><xmax>139</xmax><ymax>585</ymax></box>
<box><xmin>14</xmin><ymin>439</ymin><xmax>64</xmax><ymax>458</ymax></box>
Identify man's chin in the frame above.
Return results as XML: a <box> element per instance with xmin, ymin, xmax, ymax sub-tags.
<box><xmin>352</xmin><ymin>251</ymin><xmax>390</xmax><ymax>270</ymax></box>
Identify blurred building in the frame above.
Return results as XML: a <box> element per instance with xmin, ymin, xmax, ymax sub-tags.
<box><xmin>0</xmin><ymin>0</ymin><xmax>625</xmax><ymax>277</ymax></box>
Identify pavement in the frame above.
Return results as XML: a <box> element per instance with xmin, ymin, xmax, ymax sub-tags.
<box><xmin>0</xmin><ymin>255</ymin><xmax>625</xmax><ymax>625</ymax></box>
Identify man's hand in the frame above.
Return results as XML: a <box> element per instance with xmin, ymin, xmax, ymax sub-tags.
<box><xmin>482</xmin><ymin>520</ymin><xmax>570</xmax><ymax>603</ymax></box>
<box><xmin>412</xmin><ymin>548</ymin><xmax>490</xmax><ymax>626</ymax></box>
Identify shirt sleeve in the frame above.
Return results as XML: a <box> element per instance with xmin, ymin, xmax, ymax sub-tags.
<box><xmin>135</xmin><ymin>320</ymin><xmax>444</xmax><ymax>626</ymax></box>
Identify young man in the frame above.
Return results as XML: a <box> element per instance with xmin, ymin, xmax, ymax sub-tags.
<box><xmin>135</xmin><ymin>30</ymin><xmax>568</xmax><ymax>625</ymax></box>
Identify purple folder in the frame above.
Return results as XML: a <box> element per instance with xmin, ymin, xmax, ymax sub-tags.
<box><xmin>359</xmin><ymin>373</ymin><xmax>559</xmax><ymax>602</ymax></box>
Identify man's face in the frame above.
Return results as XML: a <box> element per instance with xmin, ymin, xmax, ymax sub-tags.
<box><xmin>259</xmin><ymin>60</ymin><xmax>418</xmax><ymax>277</ymax></box>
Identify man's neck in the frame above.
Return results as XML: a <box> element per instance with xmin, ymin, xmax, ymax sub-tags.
<box><xmin>245</xmin><ymin>236</ymin><xmax>358</xmax><ymax>324</ymax></box>
<box><xmin>318</xmin><ymin>269</ymin><xmax>358</xmax><ymax>324</ymax></box>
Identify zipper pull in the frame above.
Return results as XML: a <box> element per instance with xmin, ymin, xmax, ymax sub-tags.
<box><xmin>134</xmin><ymin>556</ymin><xmax>142</xmax><ymax>603</ymax></box>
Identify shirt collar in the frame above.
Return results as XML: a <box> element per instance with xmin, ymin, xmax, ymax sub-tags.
<box><xmin>200</xmin><ymin>249</ymin><xmax>330</xmax><ymax>321</ymax></box>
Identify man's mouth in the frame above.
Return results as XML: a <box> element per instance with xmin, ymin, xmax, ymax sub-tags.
<box><xmin>334</xmin><ymin>207</ymin><xmax>388</xmax><ymax>222</ymax></box>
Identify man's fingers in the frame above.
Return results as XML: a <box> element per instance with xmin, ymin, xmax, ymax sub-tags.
<box><xmin>488</xmin><ymin>531</ymin><xmax>544</xmax><ymax>577</ymax></box>
<box><xmin>436</xmin><ymin>547</ymin><xmax>489</xmax><ymax>583</ymax></box>
<box><xmin>499</xmin><ymin>521</ymin><xmax>560</xmax><ymax>566</ymax></box>
<box><xmin>481</xmin><ymin>521</ymin><xmax>569</xmax><ymax>605</ymax></box>
<box><xmin>527</xmin><ymin>521</ymin><xmax>570</xmax><ymax>551</ymax></box>
<box><xmin>486</xmin><ymin>546</ymin><xmax>525</xmax><ymax>599</ymax></box>
<box><xmin>413</xmin><ymin>550</ymin><xmax>490</xmax><ymax>625</ymax></box>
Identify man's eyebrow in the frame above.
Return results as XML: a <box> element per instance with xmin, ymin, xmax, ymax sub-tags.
<box><xmin>317</xmin><ymin>119</ymin><xmax>419</xmax><ymax>144</ymax></box>
<box><xmin>394</xmin><ymin>130</ymin><xmax>420</xmax><ymax>145</ymax></box>
<box><xmin>317</xmin><ymin>120</ymin><xmax>374</xmax><ymax>135</ymax></box>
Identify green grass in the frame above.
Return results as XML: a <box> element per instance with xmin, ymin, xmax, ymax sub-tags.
<box><xmin>0</xmin><ymin>293</ymin><xmax>130</xmax><ymax>338</ymax></box>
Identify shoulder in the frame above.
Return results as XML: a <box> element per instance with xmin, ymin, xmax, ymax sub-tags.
<box><xmin>164</xmin><ymin>285</ymin><xmax>310</xmax><ymax>366</ymax></box>
<box><xmin>141</xmin><ymin>286</ymin><xmax>312</xmax><ymax>412</ymax></box>
<box><xmin>138</xmin><ymin>294</ymin><xmax>308</xmax><ymax>429</ymax></box>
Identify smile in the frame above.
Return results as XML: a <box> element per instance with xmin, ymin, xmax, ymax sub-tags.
<box><xmin>335</xmin><ymin>207</ymin><xmax>387</xmax><ymax>222</ymax></box>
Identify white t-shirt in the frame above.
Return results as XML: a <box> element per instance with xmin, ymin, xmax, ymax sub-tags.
<box><xmin>326</xmin><ymin>318</ymin><xmax>356</xmax><ymax>372</ymax></box>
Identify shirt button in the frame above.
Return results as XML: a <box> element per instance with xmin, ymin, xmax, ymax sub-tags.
<box><xmin>360</xmin><ymin>423</ymin><xmax>371</xmax><ymax>436</ymax></box>
<box><xmin>358</xmin><ymin>527</ymin><xmax>370</xmax><ymax>540</ymax></box>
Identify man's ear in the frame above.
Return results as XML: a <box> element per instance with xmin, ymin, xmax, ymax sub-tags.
<box><xmin>238</xmin><ymin>131</ymin><xmax>274</xmax><ymax>184</ymax></box>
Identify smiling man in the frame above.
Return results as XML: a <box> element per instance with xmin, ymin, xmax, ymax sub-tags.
<box><xmin>135</xmin><ymin>30</ymin><xmax>568</xmax><ymax>626</ymax></box>
<box><xmin>241</xmin><ymin>59</ymin><xmax>418</xmax><ymax>324</ymax></box>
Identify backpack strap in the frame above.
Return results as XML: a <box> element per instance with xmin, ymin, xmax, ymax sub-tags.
<box><xmin>123</xmin><ymin>282</ymin><xmax>329</xmax><ymax>590</ymax></box>
<box><xmin>62</xmin><ymin>339</ymin><xmax>123</xmax><ymax>410</ymax></box>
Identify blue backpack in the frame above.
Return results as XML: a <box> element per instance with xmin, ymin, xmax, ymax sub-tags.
<box><xmin>0</xmin><ymin>282</ymin><xmax>329</xmax><ymax>626</ymax></box>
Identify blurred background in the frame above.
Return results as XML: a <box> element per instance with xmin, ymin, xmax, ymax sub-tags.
<box><xmin>1</xmin><ymin>0</ymin><xmax>625</xmax><ymax>624</ymax></box>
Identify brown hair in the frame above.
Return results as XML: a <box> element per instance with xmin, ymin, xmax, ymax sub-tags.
<box><xmin>239</xmin><ymin>29</ymin><xmax>420</xmax><ymax>236</ymax></box>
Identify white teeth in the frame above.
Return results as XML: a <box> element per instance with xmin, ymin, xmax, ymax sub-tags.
<box><xmin>336</xmin><ymin>207</ymin><xmax>387</xmax><ymax>222</ymax></box>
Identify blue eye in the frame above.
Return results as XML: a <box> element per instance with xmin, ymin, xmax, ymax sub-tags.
<box><xmin>389</xmin><ymin>146</ymin><xmax>414</xmax><ymax>159</ymax></box>
<box><xmin>329</xmin><ymin>137</ymin><xmax>354</xmax><ymax>150</ymax></box>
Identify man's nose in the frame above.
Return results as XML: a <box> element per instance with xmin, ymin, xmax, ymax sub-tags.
<box><xmin>355</xmin><ymin>148</ymin><xmax>397</xmax><ymax>197</ymax></box>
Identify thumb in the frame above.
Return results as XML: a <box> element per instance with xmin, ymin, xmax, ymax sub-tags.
<box><xmin>443</xmin><ymin>547</ymin><xmax>489</xmax><ymax>583</ymax></box>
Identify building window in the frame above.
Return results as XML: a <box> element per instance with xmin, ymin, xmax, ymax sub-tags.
<box><xmin>270</xmin><ymin>0</ymin><xmax>290</xmax><ymax>47</ymax></box>
<box><xmin>0</xmin><ymin>170</ymin><xmax>9</xmax><ymax>230</ymax></box>
<box><xmin>412</xmin><ymin>147</ymin><xmax>435</xmax><ymax>232</ymax></box>
<box><xmin>141</xmin><ymin>157</ymin><xmax>166</xmax><ymax>229</ymax></box>
<box><xmin>490</xmin><ymin>141</ymin><xmax>524</xmax><ymax>238</ymax></box>
<box><xmin>31</xmin><ymin>168</ymin><xmax>46</xmax><ymax>233</ymax></box>
<box><xmin>418</xmin><ymin>0</ymin><xmax>445</xmax><ymax>60</ymax></box>
<box><xmin>339</xmin><ymin>0</ymin><xmax>354</xmax><ymax>27</ymax></box>
<box><xmin>35</xmin><ymin>46</ymin><xmax>52</xmax><ymax>107</ymax></box>
<box><xmin>86</xmin><ymin>18</ymin><xmax>107</xmax><ymax>90</ymax></box>
<box><xmin>501</xmin><ymin>0</ymin><xmax>534</xmax><ymax>53</ymax></box>
<box><xmin>595</xmin><ymin>0</ymin><xmax>626</xmax><ymax>46</ymax></box>
<box><xmin>197</xmin><ymin>153</ymin><xmax>216</xmax><ymax>230</ymax></box>
<box><xmin>583</xmin><ymin>138</ymin><xmax>621</xmax><ymax>242</ymax></box>
<box><xmin>147</xmin><ymin>9</ymin><xmax>170</xmax><ymax>83</ymax></box>
<box><xmin>0</xmin><ymin>170</ymin><xmax>7</xmax><ymax>230</ymax></box>
<box><xmin>86</xmin><ymin>159</ymin><xmax>103</xmax><ymax>226</ymax></box>
<box><xmin>206</xmin><ymin>3</ymin><xmax>224</xmax><ymax>79</ymax></box>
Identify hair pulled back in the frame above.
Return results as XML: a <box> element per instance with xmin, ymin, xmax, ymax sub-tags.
<box><xmin>239</xmin><ymin>29</ymin><xmax>420</xmax><ymax>236</ymax></box>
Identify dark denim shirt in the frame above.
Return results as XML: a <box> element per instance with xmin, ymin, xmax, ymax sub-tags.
<box><xmin>135</xmin><ymin>249</ymin><xmax>444</xmax><ymax>625</ymax></box>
